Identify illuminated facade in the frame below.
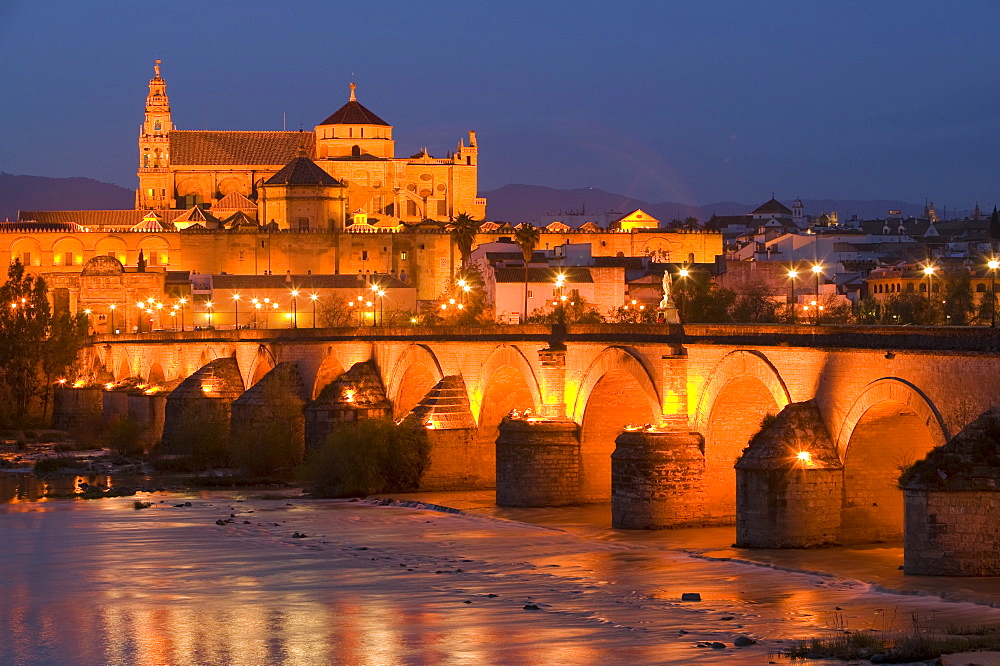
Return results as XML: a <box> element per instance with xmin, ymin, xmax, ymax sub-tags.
<box><xmin>137</xmin><ymin>61</ymin><xmax>485</xmax><ymax>226</ymax></box>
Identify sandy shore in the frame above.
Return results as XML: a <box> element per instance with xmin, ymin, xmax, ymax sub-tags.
<box><xmin>2</xmin><ymin>491</ymin><xmax>999</xmax><ymax>665</ymax></box>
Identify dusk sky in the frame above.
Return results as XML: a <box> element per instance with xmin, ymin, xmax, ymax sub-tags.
<box><xmin>1</xmin><ymin>1</ymin><xmax>998</xmax><ymax>210</ymax></box>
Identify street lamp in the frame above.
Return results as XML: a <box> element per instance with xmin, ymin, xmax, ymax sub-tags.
<box><xmin>206</xmin><ymin>301</ymin><xmax>214</xmax><ymax>328</ymax></box>
<box><xmin>787</xmin><ymin>269</ymin><xmax>798</xmax><ymax>323</ymax></box>
<box><xmin>136</xmin><ymin>302</ymin><xmax>146</xmax><ymax>333</ymax></box>
<box><xmin>555</xmin><ymin>273</ymin><xmax>567</xmax><ymax>324</ymax></box>
<box><xmin>377</xmin><ymin>288</ymin><xmax>386</xmax><ymax>326</ymax></box>
<box><xmin>177</xmin><ymin>297</ymin><xmax>187</xmax><ymax>332</ymax></box>
<box><xmin>367</xmin><ymin>299</ymin><xmax>374</xmax><ymax>326</ymax></box>
<box><xmin>811</xmin><ymin>264</ymin><xmax>823</xmax><ymax>326</ymax></box>
<box><xmin>678</xmin><ymin>267</ymin><xmax>690</xmax><ymax>322</ymax></box>
<box><xmin>109</xmin><ymin>303</ymin><xmax>117</xmax><ymax>334</ymax></box>
<box><xmin>290</xmin><ymin>289</ymin><xmax>298</xmax><ymax>328</ymax></box>
<box><xmin>83</xmin><ymin>308</ymin><xmax>92</xmax><ymax>334</ymax></box>
<box><xmin>923</xmin><ymin>265</ymin><xmax>936</xmax><ymax>305</ymax></box>
<box><xmin>310</xmin><ymin>293</ymin><xmax>318</xmax><ymax>328</ymax></box>
<box><xmin>989</xmin><ymin>259</ymin><xmax>999</xmax><ymax>328</ymax></box>
<box><xmin>232</xmin><ymin>293</ymin><xmax>241</xmax><ymax>330</ymax></box>
<box><xmin>254</xmin><ymin>300</ymin><xmax>263</xmax><ymax>329</ymax></box>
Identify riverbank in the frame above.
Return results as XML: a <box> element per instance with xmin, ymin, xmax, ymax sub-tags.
<box><xmin>4</xmin><ymin>490</ymin><xmax>1000</xmax><ymax>664</ymax></box>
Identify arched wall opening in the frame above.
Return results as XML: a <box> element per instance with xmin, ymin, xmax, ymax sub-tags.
<box><xmin>704</xmin><ymin>375</ymin><xmax>780</xmax><ymax>522</ymax></box>
<box><xmin>476</xmin><ymin>365</ymin><xmax>535</xmax><ymax>460</ymax></box>
<box><xmin>579</xmin><ymin>369</ymin><xmax>658</xmax><ymax>502</ymax></box>
<box><xmin>387</xmin><ymin>345</ymin><xmax>443</xmax><ymax>420</ymax></box>
<box><xmin>841</xmin><ymin>401</ymin><xmax>938</xmax><ymax>543</ymax></box>
<box><xmin>147</xmin><ymin>362</ymin><xmax>166</xmax><ymax>385</ymax></box>
<box><xmin>312</xmin><ymin>352</ymin><xmax>346</xmax><ymax>399</ymax></box>
<box><xmin>393</xmin><ymin>363</ymin><xmax>439</xmax><ymax>420</ymax></box>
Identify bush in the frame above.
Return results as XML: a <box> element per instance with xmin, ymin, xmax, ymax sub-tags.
<box><xmin>33</xmin><ymin>456</ymin><xmax>80</xmax><ymax>474</ymax></box>
<box><xmin>229</xmin><ymin>365</ymin><xmax>305</xmax><ymax>478</ymax></box>
<box><xmin>302</xmin><ymin>418</ymin><xmax>430</xmax><ymax>497</ymax></box>
<box><xmin>105</xmin><ymin>416</ymin><xmax>145</xmax><ymax>457</ymax></box>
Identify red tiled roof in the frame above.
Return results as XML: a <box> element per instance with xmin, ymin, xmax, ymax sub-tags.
<box><xmin>170</xmin><ymin>131</ymin><xmax>315</xmax><ymax>165</ymax></box>
<box><xmin>213</xmin><ymin>190</ymin><xmax>258</xmax><ymax>211</ymax></box>
<box><xmin>318</xmin><ymin>100</ymin><xmax>390</xmax><ymax>126</ymax></box>
<box><xmin>264</xmin><ymin>156</ymin><xmax>341</xmax><ymax>186</ymax></box>
<box><xmin>17</xmin><ymin>210</ymin><xmax>185</xmax><ymax>228</ymax></box>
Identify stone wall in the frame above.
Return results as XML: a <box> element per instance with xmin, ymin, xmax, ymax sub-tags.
<box><xmin>52</xmin><ymin>387</ymin><xmax>104</xmax><ymax>432</ymax></box>
<box><xmin>904</xmin><ymin>490</ymin><xmax>1000</xmax><ymax>576</ymax></box>
<box><xmin>611</xmin><ymin>429</ymin><xmax>706</xmax><ymax>529</ymax></box>
<box><xmin>496</xmin><ymin>418</ymin><xmax>580</xmax><ymax>507</ymax></box>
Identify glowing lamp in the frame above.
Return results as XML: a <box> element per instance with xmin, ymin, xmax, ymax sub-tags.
<box><xmin>990</xmin><ymin>260</ymin><xmax>1000</xmax><ymax>270</ymax></box>
<box><xmin>796</xmin><ymin>451</ymin><xmax>813</xmax><ymax>465</ymax></box>
<box><xmin>923</xmin><ymin>266</ymin><xmax>935</xmax><ymax>275</ymax></box>
<box><xmin>787</xmin><ymin>270</ymin><xmax>798</xmax><ymax>278</ymax></box>
<box><xmin>811</xmin><ymin>264</ymin><xmax>823</xmax><ymax>274</ymax></box>
<box><xmin>679</xmin><ymin>268</ymin><xmax>689</xmax><ymax>277</ymax></box>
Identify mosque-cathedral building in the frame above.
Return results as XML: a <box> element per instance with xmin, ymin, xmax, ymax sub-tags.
<box><xmin>1</xmin><ymin>62</ymin><xmax>720</xmax><ymax>326</ymax></box>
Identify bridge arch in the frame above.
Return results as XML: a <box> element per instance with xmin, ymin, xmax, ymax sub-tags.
<box><xmin>246</xmin><ymin>345</ymin><xmax>276</xmax><ymax>389</ymax></box>
<box><xmin>836</xmin><ymin>377</ymin><xmax>947</xmax><ymax>543</ymax></box>
<box><xmin>574</xmin><ymin>346</ymin><xmax>661</xmax><ymax>502</ymax></box>
<box><xmin>697</xmin><ymin>350</ymin><xmax>791</xmax><ymax>522</ymax></box>
<box><xmin>386</xmin><ymin>344</ymin><xmax>444</xmax><ymax>419</ymax></box>
<box><xmin>147</xmin><ymin>362</ymin><xmax>166</xmax><ymax>385</ymax></box>
<box><xmin>311</xmin><ymin>347</ymin><xmax>347</xmax><ymax>399</ymax></box>
<box><xmin>471</xmin><ymin>345</ymin><xmax>540</xmax><ymax>463</ymax></box>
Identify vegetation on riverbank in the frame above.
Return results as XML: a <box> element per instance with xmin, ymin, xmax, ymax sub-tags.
<box><xmin>782</xmin><ymin>619</ymin><xmax>1000</xmax><ymax>662</ymax></box>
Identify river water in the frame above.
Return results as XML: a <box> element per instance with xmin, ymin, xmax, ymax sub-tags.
<box><xmin>2</xmin><ymin>484</ymin><xmax>999</xmax><ymax>665</ymax></box>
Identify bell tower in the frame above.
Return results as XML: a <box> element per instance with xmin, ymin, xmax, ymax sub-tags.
<box><xmin>137</xmin><ymin>60</ymin><xmax>174</xmax><ymax>209</ymax></box>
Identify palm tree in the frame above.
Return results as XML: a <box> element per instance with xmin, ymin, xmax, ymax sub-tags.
<box><xmin>514</xmin><ymin>224</ymin><xmax>540</xmax><ymax>323</ymax></box>
<box><xmin>449</xmin><ymin>213</ymin><xmax>480</xmax><ymax>268</ymax></box>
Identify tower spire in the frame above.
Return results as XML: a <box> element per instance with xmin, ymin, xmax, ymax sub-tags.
<box><xmin>349</xmin><ymin>81</ymin><xmax>356</xmax><ymax>102</ymax></box>
<box><xmin>154</xmin><ymin>59</ymin><xmax>161</xmax><ymax>79</ymax></box>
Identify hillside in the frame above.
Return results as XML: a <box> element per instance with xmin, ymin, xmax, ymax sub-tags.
<box><xmin>0</xmin><ymin>173</ymin><xmax>134</xmax><ymax>221</ymax></box>
<box><xmin>480</xmin><ymin>184</ymin><xmax>926</xmax><ymax>224</ymax></box>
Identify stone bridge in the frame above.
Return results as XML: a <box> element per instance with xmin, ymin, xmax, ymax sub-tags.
<box><xmin>69</xmin><ymin>324</ymin><xmax>1000</xmax><ymax>546</ymax></box>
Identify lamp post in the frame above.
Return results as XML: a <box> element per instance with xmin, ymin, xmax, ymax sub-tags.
<box><xmin>109</xmin><ymin>303</ymin><xmax>116</xmax><ymax>334</ymax></box>
<box><xmin>178</xmin><ymin>297</ymin><xmax>186</xmax><ymax>332</ymax></box>
<box><xmin>555</xmin><ymin>273</ymin><xmax>566</xmax><ymax>324</ymax></box>
<box><xmin>290</xmin><ymin>290</ymin><xmax>298</xmax><ymax>328</ymax></box>
<box><xmin>378</xmin><ymin>288</ymin><xmax>386</xmax><ymax>325</ymax></box>
<box><xmin>83</xmin><ymin>308</ymin><xmax>92</xmax><ymax>334</ymax></box>
<box><xmin>232</xmin><ymin>293</ymin><xmax>240</xmax><ymax>330</ymax></box>
<box><xmin>253</xmin><ymin>300</ymin><xmax>263</xmax><ymax>329</ymax></box>
<box><xmin>369</xmin><ymin>284</ymin><xmax>380</xmax><ymax>325</ymax></box>
<box><xmin>787</xmin><ymin>269</ymin><xmax>798</xmax><ymax>323</ymax></box>
<box><xmin>990</xmin><ymin>259</ymin><xmax>999</xmax><ymax>328</ymax></box>
<box><xmin>136</xmin><ymin>302</ymin><xmax>145</xmax><ymax>333</ymax></box>
<box><xmin>206</xmin><ymin>301</ymin><xmax>214</xmax><ymax>328</ymax></box>
<box><xmin>811</xmin><ymin>264</ymin><xmax>823</xmax><ymax>326</ymax></box>
<box><xmin>310</xmin><ymin>293</ymin><xmax>318</xmax><ymax>328</ymax></box>
<box><xmin>367</xmin><ymin>299</ymin><xmax>374</xmax><ymax>326</ymax></box>
<box><xmin>155</xmin><ymin>301</ymin><xmax>164</xmax><ymax>330</ymax></box>
<box><xmin>170</xmin><ymin>307</ymin><xmax>178</xmax><ymax>330</ymax></box>
<box><xmin>923</xmin><ymin>265</ymin><xmax>935</xmax><ymax>305</ymax></box>
<box><xmin>678</xmin><ymin>267</ymin><xmax>690</xmax><ymax>323</ymax></box>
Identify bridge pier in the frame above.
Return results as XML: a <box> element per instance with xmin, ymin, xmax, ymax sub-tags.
<box><xmin>304</xmin><ymin>361</ymin><xmax>391</xmax><ymax>451</ymax></box>
<box><xmin>611</xmin><ymin>429</ymin><xmax>706</xmax><ymax>529</ymax></box>
<box><xmin>404</xmin><ymin>375</ymin><xmax>488</xmax><ymax>490</ymax></box>
<box><xmin>496</xmin><ymin>418</ymin><xmax>581</xmax><ymax>506</ymax></box>
<box><xmin>735</xmin><ymin>402</ymin><xmax>843</xmax><ymax>548</ymax></box>
<box><xmin>53</xmin><ymin>386</ymin><xmax>104</xmax><ymax>432</ymax></box>
<box><xmin>161</xmin><ymin>357</ymin><xmax>245</xmax><ymax>464</ymax></box>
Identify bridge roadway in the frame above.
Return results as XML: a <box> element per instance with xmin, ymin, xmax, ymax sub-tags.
<box><xmin>79</xmin><ymin>323</ymin><xmax>1000</xmax><ymax>544</ymax></box>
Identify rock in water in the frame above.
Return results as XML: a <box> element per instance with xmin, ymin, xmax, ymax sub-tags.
<box><xmin>681</xmin><ymin>592</ymin><xmax>702</xmax><ymax>601</ymax></box>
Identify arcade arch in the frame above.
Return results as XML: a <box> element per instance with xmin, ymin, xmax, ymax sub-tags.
<box><xmin>9</xmin><ymin>237</ymin><xmax>42</xmax><ymax>267</ymax></box>
<box><xmin>52</xmin><ymin>237</ymin><xmax>85</xmax><ymax>267</ymax></box>
<box><xmin>471</xmin><ymin>346</ymin><xmax>539</xmax><ymax>463</ymax></box>
<box><xmin>387</xmin><ymin>344</ymin><xmax>443</xmax><ymax>419</ymax></box>
<box><xmin>95</xmin><ymin>236</ymin><xmax>128</xmax><ymax>264</ymax></box>
<box><xmin>697</xmin><ymin>350</ymin><xmax>790</xmax><ymax>522</ymax></box>
<box><xmin>575</xmin><ymin>347</ymin><xmax>660</xmax><ymax>502</ymax></box>
<box><xmin>837</xmin><ymin>378</ymin><xmax>947</xmax><ymax>543</ymax></box>
<box><xmin>137</xmin><ymin>236</ymin><xmax>170</xmax><ymax>267</ymax></box>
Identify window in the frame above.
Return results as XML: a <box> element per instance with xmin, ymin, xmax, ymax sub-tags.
<box><xmin>362</xmin><ymin>250</ymin><xmax>369</xmax><ymax>261</ymax></box>
<box><xmin>528</xmin><ymin>290</ymin><xmax>533</xmax><ymax>298</ymax></box>
<box><xmin>21</xmin><ymin>252</ymin><xmax>31</xmax><ymax>266</ymax></box>
<box><xmin>407</xmin><ymin>200</ymin><xmax>416</xmax><ymax>217</ymax></box>
<box><xmin>143</xmin><ymin>155</ymin><xmax>149</xmax><ymax>168</ymax></box>
<box><xmin>239</xmin><ymin>251</ymin><xmax>245</xmax><ymax>262</ymax></box>
<box><xmin>906</xmin><ymin>283</ymin><xmax>914</xmax><ymax>292</ymax></box>
<box><xmin>153</xmin><ymin>120</ymin><xmax>161</xmax><ymax>131</ymax></box>
<box><xmin>298</xmin><ymin>217</ymin><xmax>309</xmax><ymax>231</ymax></box>
<box><xmin>147</xmin><ymin>251</ymin><xmax>159</xmax><ymax>266</ymax></box>
<box><xmin>63</xmin><ymin>252</ymin><xmax>74</xmax><ymax>266</ymax></box>
<box><xmin>401</xmin><ymin>251</ymin><xmax>407</xmax><ymax>260</ymax></box>
<box><xmin>977</xmin><ymin>283</ymin><xmax>986</xmax><ymax>293</ymax></box>
<box><xmin>437</xmin><ymin>200</ymin><xmax>447</xmax><ymax>216</ymax></box>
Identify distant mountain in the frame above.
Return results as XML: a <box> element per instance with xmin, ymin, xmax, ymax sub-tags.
<box><xmin>480</xmin><ymin>184</ymin><xmax>926</xmax><ymax>225</ymax></box>
<box><xmin>0</xmin><ymin>173</ymin><xmax>134</xmax><ymax>221</ymax></box>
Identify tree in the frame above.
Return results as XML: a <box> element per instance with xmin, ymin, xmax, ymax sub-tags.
<box><xmin>40</xmin><ymin>310</ymin><xmax>88</xmax><ymax>421</ymax></box>
<box><xmin>942</xmin><ymin>271</ymin><xmax>975</xmax><ymax>326</ymax></box>
<box><xmin>683</xmin><ymin>216</ymin><xmax>700</xmax><ymax>230</ymax></box>
<box><xmin>230</xmin><ymin>364</ymin><xmax>305</xmax><ymax>478</ymax></box>
<box><xmin>513</xmin><ymin>224</ymin><xmax>540</xmax><ymax>321</ymax></box>
<box><xmin>680</xmin><ymin>272</ymin><xmax>734</xmax><ymax>323</ymax></box>
<box><xmin>525</xmin><ymin>289</ymin><xmax>603</xmax><ymax>324</ymax></box>
<box><xmin>434</xmin><ymin>265</ymin><xmax>492</xmax><ymax>326</ymax></box>
<box><xmin>729</xmin><ymin>280</ymin><xmax>781</xmax><ymax>323</ymax></box>
<box><xmin>0</xmin><ymin>262</ymin><xmax>52</xmax><ymax>425</ymax></box>
<box><xmin>882</xmin><ymin>292</ymin><xmax>938</xmax><ymax>325</ymax></box>
<box><xmin>449</xmin><ymin>213</ymin><xmax>481</xmax><ymax>268</ymax></box>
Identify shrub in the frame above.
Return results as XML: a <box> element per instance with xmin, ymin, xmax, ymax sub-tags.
<box><xmin>33</xmin><ymin>456</ymin><xmax>79</xmax><ymax>474</ymax></box>
<box><xmin>302</xmin><ymin>418</ymin><xmax>430</xmax><ymax>497</ymax></box>
<box><xmin>105</xmin><ymin>416</ymin><xmax>145</xmax><ymax>457</ymax></box>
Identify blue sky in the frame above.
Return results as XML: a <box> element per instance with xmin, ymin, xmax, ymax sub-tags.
<box><xmin>1</xmin><ymin>0</ymin><xmax>997</xmax><ymax>209</ymax></box>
